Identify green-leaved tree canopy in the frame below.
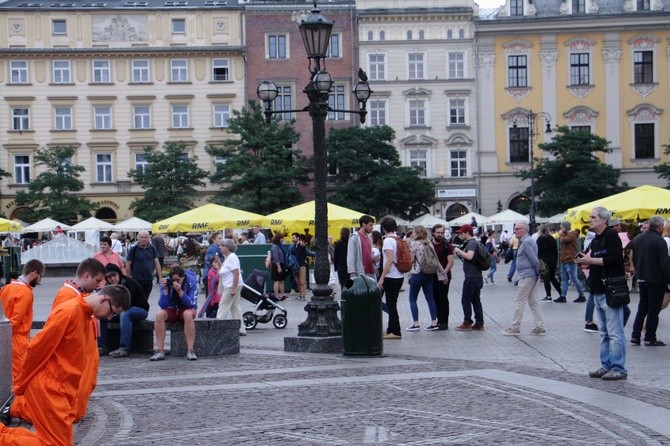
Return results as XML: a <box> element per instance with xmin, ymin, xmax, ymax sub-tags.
<box><xmin>516</xmin><ymin>126</ymin><xmax>628</xmax><ymax>217</ymax></box>
<box><xmin>127</xmin><ymin>141</ymin><xmax>208</xmax><ymax>222</ymax></box>
<box><xmin>15</xmin><ymin>145</ymin><xmax>94</xmax><ymax>223</ymax></box>
<box><xmin>654</xmin><ymin>143</ymin><xmax>670</xmax><ymax>187</ymax></box>
<box><xmin>206</xmin><ymin>100</ymin><xmax>311</xmax><ymax>214</ymax></box>
<box><xmin>326</xmin><ymin>125</ymin><xmax>436</xmax><ymax>219</ymax></box>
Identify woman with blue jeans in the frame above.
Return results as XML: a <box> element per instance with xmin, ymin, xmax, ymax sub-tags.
<box><xmin>406</xmin><ymin>226</ymin><xmax>448</xmax><ymax>331</ymax></box>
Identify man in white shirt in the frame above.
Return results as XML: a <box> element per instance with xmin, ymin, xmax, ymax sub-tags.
<box><xmin>252</xmin><ymin>225</ymin><xmax>267</xmax><ymax>244</ymax></box>
<box><xmin>378</xmin><ymin>217</ymin><xmax>405</xmax><ymax>340</ymax></box>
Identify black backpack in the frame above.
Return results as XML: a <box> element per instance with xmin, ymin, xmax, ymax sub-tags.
<box><xmin>472</xmin><ymin>241</ymin><xmax>493</xmax><ymax>271</ymax></box>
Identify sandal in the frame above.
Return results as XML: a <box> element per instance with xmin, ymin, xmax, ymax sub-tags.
<box><xmin>630</xmin><ymin>338</ymin><xmax>641</xmax><ymax>346</ymax></box>
<box><xmin>644</xmin><ymin>340</ymin><xmax>666</xmax><ymax>346</ymax></box>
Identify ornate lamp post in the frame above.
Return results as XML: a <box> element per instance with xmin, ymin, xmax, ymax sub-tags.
<box><xmin>513</xmin><ymin>110</ymin><xmax>552</xmax><ymax>234</ymax></box>
<box><xmin>257</xmin><ymin>3</ymin><xmax>371</xmax><ymax>351</ymax></box>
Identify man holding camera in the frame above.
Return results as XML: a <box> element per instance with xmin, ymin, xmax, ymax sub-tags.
<box><xmin>150</xmin><ymin>265</ymin><xmax>199</xmax><ymax>361</ymax></box>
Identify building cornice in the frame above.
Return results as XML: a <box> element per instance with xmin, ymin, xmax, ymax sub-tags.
<box><xmin>0</xmin><ymin>46</ymin><xmax>245</xmax><ymax>57</ymax></box>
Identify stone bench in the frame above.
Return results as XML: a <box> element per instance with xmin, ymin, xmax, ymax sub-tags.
<box><xmin>32</xmin><ymin>318</ymin><xmax>240</xmax><ymax>357</ymax></box>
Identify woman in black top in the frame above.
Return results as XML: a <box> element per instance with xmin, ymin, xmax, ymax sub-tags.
<box><xmin>536</xmin><ymin>225</ymin><xmax>561</xmax><ymax>301</ymax></box>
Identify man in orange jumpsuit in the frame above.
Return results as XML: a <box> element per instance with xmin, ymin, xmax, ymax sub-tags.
<box><xmin>0</xmin><ymin>285</ymin><xmax>130</xmax><ymax>446</ymax></box>
<box><xmin>0</xmin><ymin>259</ymin><xmax>45</xmax><ymax>382</ymax></box>
<box><xmin>9</xmin><ymin>258</ymin><xmax>106</xmax><ymax>424</ymax></box>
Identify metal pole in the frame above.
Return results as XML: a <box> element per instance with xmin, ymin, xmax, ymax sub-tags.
<box><xmin>0</xmin><ymin>301</ymin><xmax>12</xmax><ymax>407</ymax></box>
<box><xmin>528</xmin><ymin>110</ymin><xmax>537</xmax><ymax>234</ymax></box>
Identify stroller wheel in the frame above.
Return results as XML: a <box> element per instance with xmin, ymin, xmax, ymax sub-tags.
<box><xmin>273</xmin><ymin>313</ymin><xmax>287</xmax><ymax>329</ymax></box>
<box><xmin>243</xmin><ymin>311</ymin><xmax>257</xmax><ymax>330</ymax></box>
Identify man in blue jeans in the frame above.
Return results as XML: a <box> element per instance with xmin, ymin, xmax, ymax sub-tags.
<box><xmin>557</xmin><ymin>221</ymin><xmax>587</xmax><ymax>303</ymax></box>
<box><xmin>453</xmin><ymin>224</ymin><xmax>485</xmax><ymax>331</ymax></box>
<box><xmin>103</xmin><ymin>263</ymin><xmax>150</xmax><ymax>357</ymax></box>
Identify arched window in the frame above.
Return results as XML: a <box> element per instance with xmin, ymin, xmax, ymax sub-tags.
<box><xmin>407</xmin><ymin>30</ymin><xmax>412</xmax><ymax>40</ymax></box>
<box><xmin>367</xmin><ymin>30</ymin><xmax>373</xmax><ymax>41</ymax></box>
<box><xmin>447</xmin><ymin>29</ymin><xmax>453</xmax><ymax>39</ymax></box>
<box><xmin>509</xmin><ymin>195</ymin><xmax>531</xmax><ymax>215</ymax></box>
<box><xmin>446</xmin><ymin>203</ymin><xmax>469</xmax><ymax>221</ymax></box>
<box><xmin>419</xmin><ymin>30</ymin><xmax>425</xmax><ymax>40</ymax></box>
<box><xmin>380</xmin><ymin>30</ymin><xmax>386</xmax><ymax>40</ymax></box>
<box><xmin>95</xmin><ymin>207</ymin><xmax>117</xmax><ymax>222</ymax></box>
<box><xmin>458</xmin><ymin>29</ymin><xmax>465</xmax><ymax>39</ymax></box>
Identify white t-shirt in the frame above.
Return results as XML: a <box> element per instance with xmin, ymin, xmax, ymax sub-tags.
<box><xmin>382</xmin><ymin>234</ymin><xmax>404</xmax><ymax>279</ymax></box>
<box><xmin>219</xmin><ymin>252</ymin><xmax>242</xmax><ymax>288</ymax></box>
<box><xmin>111</xmin><ymin>239</ymin><xmax>123</xmax><ymax>254</ymax></box>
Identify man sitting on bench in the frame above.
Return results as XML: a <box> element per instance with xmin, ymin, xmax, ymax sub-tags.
<box><xmin>150</xmin><ymin>265</ymin><xmax>198</xmax><ymax>361</ymax></box>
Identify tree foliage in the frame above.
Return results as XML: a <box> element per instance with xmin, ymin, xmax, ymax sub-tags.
<box><xmin>206</xmin><ymin>100</ymin><xmax>311</xmax><ymax>214</ymax></box>
<box><xmin>516</xmin><ymin>126</ymin><xmax>628</xmax><ymax>216</ymax></box>
<box><xmin>326</xmin><ymin>125</ymin><xmax>436</xmax><ymax>219</ymax></box>
<box><xmin>14</xmin><ymin>145</ymin><xmax>94</xmax><ymax>223</ymax></box>
<box><xmin>127</xmin><ymin>141</ymin><xmax>208</xmax><ymax>221</ymax></box>
<box><xmin>654</xmin><ymin>143</ymin><xmax>670</xmax><ymax>187</ymax></box>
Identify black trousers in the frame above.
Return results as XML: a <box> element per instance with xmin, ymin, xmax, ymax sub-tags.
<box><xmin>433</xmin><ymin>277</ymin><xmax>450</xmax><ymax>327</ymax></box>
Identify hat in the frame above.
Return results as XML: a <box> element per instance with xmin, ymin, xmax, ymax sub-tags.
<box><xmin>221</xmin><ymin>238</ymin><xmax>237</xmax><ymax>252</ymax></box>
<box><xmin>609</xmin><ymin>218</ymin><xmax>621</xmax><ymax>226</ymax></box>
<box><xmin>560</xmin><ymin>221</ymin><xmax>571</xmax><ymax>231</ymax></box>
<box><xmin>456</xmin><ymin>224</ymin><xmax>473</xmax><ymax>235</ymax></box>
<box><xmin>105</xmin><ymin>263</ymin><xmax>122</xmax><ymax>276</ymax></box>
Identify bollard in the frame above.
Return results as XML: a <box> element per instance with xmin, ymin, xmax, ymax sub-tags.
<box><xmin>0</xmin><ymin>300</ymin><xmax>12</xmax><ymax>406</ymax></box>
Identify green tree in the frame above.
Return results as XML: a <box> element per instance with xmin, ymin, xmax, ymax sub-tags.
<box><xmin>654</xmin><ymin>143</ymin><xmax>670</xmax><ymax>187</ymax></box>
<box><xmin>326</xmin><ymin>125</ymin><xmax>436</xmax><ymax>219</ymax></box>
<box><xmin>14</xmin><ymin>145</ymin><xmax>94</xmax><ymax>223</ymax></box>
<box><xmin>516</xmin><ymin>126</ymin><xmax>628</xmax><ymax>217</ymax></box>
<box><xmin>128</xmin><ymin>141</ymin><xmax>208</xmax><ymax>221</ymax></box>
<box><xmin>206</xmin><ymin>100</ymin><xmax>311</xmax><ymax>214</ymax></box>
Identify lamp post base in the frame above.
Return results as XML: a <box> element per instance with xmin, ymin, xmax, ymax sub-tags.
<box><xmin>284</xmin><ymin>284</ymin><xmax>343</xmax><ymax>353</ymax></box>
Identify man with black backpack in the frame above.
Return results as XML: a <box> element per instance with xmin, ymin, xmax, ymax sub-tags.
<box><xmin>432</xmin><ymin>224</ymin><xmax>454</xmax><ymax>330</ymax></box>
<box><xmin>453</xmin><ymin>224</ymin><xmax>485</xmax><ymax>331</ymax></box>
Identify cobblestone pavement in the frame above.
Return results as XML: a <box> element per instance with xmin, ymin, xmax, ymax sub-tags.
<box><xmin>22</xmin><ymin>263</ymin><xmax>670</xmax><ymax>444</ymax></box>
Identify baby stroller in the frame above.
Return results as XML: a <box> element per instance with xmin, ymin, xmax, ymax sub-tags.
<box><xmin>241</xmin><ymin>269</ymin><xmax>288</xmax><ymax>330</ymax></box>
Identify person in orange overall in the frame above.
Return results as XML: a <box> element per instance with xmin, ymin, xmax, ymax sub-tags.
<box><xmin>0</xmin><ymin>259</ymin><xmax>45</xmax><ymax>383</ymax></box>
<box><xmin>0</xmin><ymin>285</ymin><xmax>130</xmax><ymax>446</ymax></box>
<box><xmin>9</xmin><ymin>258</ymin><xmax>106</xmax><ymax>425</ymax></box>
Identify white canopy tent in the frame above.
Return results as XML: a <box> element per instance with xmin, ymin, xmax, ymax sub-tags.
<box><xmin>484</xmin><ymin>209</ymin><xmax>528</xmax><ymax>235</ymax></box>
<box><xmin>535</xmin><ymin>212</ymin><xmax>567</xmax><ymax>225</ymax></box>
<box><xmin>447</xmin><ymin>212</ymin><xmax>489</xmax><ymax>227</ymax></box>
<box><xmin>408</xmin><ymin>213</ymin><xmax>451</xmax><ymax>228</ymax></box>
<box><xmin>23</xmin><ymin>218</ymin><xmax>71</xmax><ymax>233</ymax></box>
<box><xmin>68</xmin><ymin>217</ymin><xmax>115</xmax><ymax>248</ymax></box>
<box><xmin>112</xmin><ymin>216</ymin><xmax>152</xmax><ymax>232</ymax></box>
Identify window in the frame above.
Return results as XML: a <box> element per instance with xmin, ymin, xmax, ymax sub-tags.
<box><xmin>419</xmin><ymin>30</ymin><xmax>425</xmax><ymax>40</ymax></box>
<box><xmin>637</xmin><ymin>0</ymin><xmax>650</xmax><ymax>10</ymax></box>
<box><xmin>570</xmin><ymin>53</ymin><xmax>590</xmax><ymax>85</ymax></box>
<box><xmin>450</xmin><ymin>150</ymin><xmax>468</xmax><ymax>177</ymax></box>
<box><xmin>132</xmin><ymin>60</ymin><xmax>150</xmax><ymax>83</ymax></box>
<box><xmin>92</xmin><ymin>60</ymin><xmax>111</xmax><ymax>83</ymax></box>
<box><xmin>508</xmin><ymin>55</ymin><xmax>527</xmax><ymax>88</ymax></box>
<box><xmin>172</xmin><ymin>18</ymin><xmax>186</xmax><ymax>33</ymax></box>
<box><xmin>10</xmin><ymin>61</ymin><xmax>28</xmax><ymax>84</ymax></box>
<box><xmin>369</xmin><ymin>54</ymin><xmax>386</xmax><ymax>81</ymax></box>
<box><xmin>53</xmin><ymin>60</ymin><xmax>71</xmax><ymax>84</ymax></box>
<box><xmin>447</xmin><ymin>30</ymin><xmax>453</xmax><ymax>39</ymax></box>
<box><xmin>327</xmin><ymin>85</ymin><xmax>345</xmax><ymax>121</ymax></box>
<box><xmin>14</xmin><ymin>155</ymin><xmax>30</xmax><ymax>184</ymax></box>
<box><xmin>409</xmin><ymin>150</ymin><xmax>427</xmax><ymax>177</ymax></box>
<box><xmin>268</xmin><ymin>35</ymin><xmax>287</xmax><ymax>59</ymax></box>
<box><xmin>212</xmin><ymin>58</ymin><xmax>229</xmax><ymax>81</ymax></box>
<box><xmin>54</xmin><ymin>107</ymin><xmax>72</xmax><ymax>130</ymax></box>
<box><xmin>273</xmin><ymin>85</ymin><xmax>293</xmax><ymax>121</ymax></box>
<box><xmin>458</xmin><ymin>29</ymin><xmax>465</xmax><ymax>39</ymax></box>
<box><xmin>634</xmin><ymin>123</ymin><xmax>654</xmax><ymax>159</ymax></box>
<box><xmin>369</xmin><ymin>99</ymin><xmax>386</xmax><ymax>126</ymax></box>
<box><xmin>509</xmin><ymin>127</ymin><xmax>529</xmax><ymax>163</ymax></box>
<box><xmin>96</xmin><ymin>154</ymin><xmax>113</xmax><ymax>183</ymax></box>
<box><xmin>634</xmin><ymin>51</ymin><xmax>653</xmax><ymax>84</ymax></box>
<box><xmin>407</xmin><ymin>30</ymin><xmax>413</xmax><ymax>40</ymax></box>
<box><xmin>135</xmin><ymin>153</ymin><xmax>149</xmax><ymax>174</ymax></box>
<box><xmin>408</xmin><ymin>99</ymin><xmax>426</xmax><ymax>126</ymax></box>
<box><xmin>12</xmin><ymin>108</ymin><xmax>29</xmax><ymax>131</ymax></box>
<box><xmin>94</xmin><ymin>106</ymin><xmax>112</xmax><ymax>130</ymax></box>
<box><xmin>572</xmin><ymin>0</ymin><xmax>585</xmax><ymax>13</ymax></box>
<box><xmin>170</xmin><ymin>59</ymin><xmax>188</xmax><ymax>82</ymax></box>
<box><xmin>379</xmin><ymin>31</ymin><xmax>385</xmax><ymax>40</ymax></box>
<box><xmin>213</xmin><ymin>104</ymin><xmax>230</xmax><ymax>128</ymax></box>
<box><xmin>448</xmin><ymin>52</ymin><xmax>465</xmax><ymax>79</ymax></box>
<box><xmin>326</xmin><ymin>34</ymin><xmax>340</xmax><ymax>58</ymax></box>
<box><xmin>408</xmin><ymin>53</ymin><xmax>425</xmax><ymax>80</ymax></box>
<box><xmin>571</xmin><ymin>125</ymin><xmax>591</xmax><ymax>133</ymax></box>
<box><xmin>171</xmin><ymin>105</ymin><xmax>189</xmax><ymax>128</ymax></box>
<box><xmin>449</xmin><ymin>99</ymin><xmax>466</xmax><ymax>125</ymax></box>
<box><xmin>133</xmin><ymin>106</ymin><xmax>151</xmax><ymax>129</ymax></box>
<box><xmin>367</xmin><ymin>31</ymin><xmax>373</xmax><ymax>41</ymax></box>
<box><xmin>52</xmin><ymin>19</ymin><xmax>66</xmax><ymax>34</ymax></box>
<box><xmin>510</xmin><ymin>0</ymin><xmax>523</xmax><ymax>15</ymax></box>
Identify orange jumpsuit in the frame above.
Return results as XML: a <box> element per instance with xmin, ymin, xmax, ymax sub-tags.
<box><xmin>0</xmin><ymin>278</ymin><xmax>34</xmax><ymax>382</ymax></box>
<box><xmin>0</xmin><ymin>298</ymin><xmax>93</xmax><ymax>446</ymax></box>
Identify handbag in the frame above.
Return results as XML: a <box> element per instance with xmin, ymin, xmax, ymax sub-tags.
<box><xmin>602</xmin><ymin>276</ymin><xmax>630</xmax><ymax>307</ymax></box>
<box><xmin>539</xmin><ymin>259</ymin><xmax>548</xmax><ymax>281</ymax></box>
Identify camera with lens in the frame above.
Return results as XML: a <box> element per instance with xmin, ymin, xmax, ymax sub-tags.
<box><xmin>166</xmin><ymin>277</ymin><xmax>173</xmax><ymax>287</ymax></box>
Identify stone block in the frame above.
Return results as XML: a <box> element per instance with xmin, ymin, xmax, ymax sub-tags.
<box><xmin>284</xmin><ymin>335</ymin><xmax>343</xmax><ymax>353</ymax></box>
<box><xmin>168</xmin><ymin>319</ymin><xmax>240</xmax><ymax>357</ymax></box>
<box><xmin>0</xmin><ymin>321</ymin><xmax>12</xmax><ymax>406</ymax></box>
<box><xmin>107</xmin><ymin>320</ymin><xmax>154</xmax><ymax>354</ymax></box>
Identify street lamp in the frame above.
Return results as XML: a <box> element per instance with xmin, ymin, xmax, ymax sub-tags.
<box><xmin>257</xmin><ymin>3</ymin><xmax>372</xmax><ymax>348</ymax></box>
<box><xmin>513</xmin><ymin>110</ymin><xmax>552</xmax><ymax>234</ymax></box>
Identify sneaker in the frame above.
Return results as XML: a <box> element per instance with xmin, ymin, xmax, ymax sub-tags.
<box><xmin>589</xmin><ymin>367</ymin><xmax>609</xmax><ymax>378</ymax></box>
<box><xmin>405</xmin><ymin>325</ymin><xmax>420</xmax><ymax>332</ymax></box>
<box><xmin>455</xmin><ymin>322</ymin><xmax>472</xmax><ymax>331</ymax></box>
<box><xmin>529</xmin><ymin>327</ymin><xmax>546</xmax><ymax>336</ymax></box>
<box><xmin>630</xmin><ymin>337</ymin><xmax>641</xmax><ymax>346</ymax></box>
<box><xmin>108</xmin><ymin>348</ymin><xmax>129</xmax><ymax>358</ymax></box>
<box><xmin>471</xmin><ymin>323</ymin><xmax>485</xmax><ymax>331</ymax></box>
<box><xmin>187</xmin><ymin>350</ymin><xmax>198</xmax><ymax>361</ymax></box>
<box><xmin>383</xmin><ymin>333</ymin><xmax>401</xmax><ymax>340</ymax></box>
<box><xmin>149</xmin><ymin>351</ymin><xmax>165</xmax><ymax>361</ymax></box>
<box><xmin>601</xmin><ymin>370</ymin><xmax>627</xmax><ymax>380</ymax></box>
<box><xmin>484</xmin><ymin>277</ymin><xmax>489</xmax><ymax>284</ymax></box>
<box><xmin>584</xmin><ymin>323</ymin><xmax>599</xmax><ymax>333</ymax></box>
<box><xmin>425</xmin><ymin>325</ymin><xmax>440</xmax><ymax>331</ymax></box>
<box><xmin>542</xmin><ymin>296</ymin><xmax>553</xmax><ymax>302</ymax></box>
<box><xmin>0</xmin><ymin>396</ymin><xmax>13</xmax><ymax>426</ymax></box>
<box><xmin>501</xmin><ymin>327</ymin><xmax>520</xmax><ymax>336</ymax></box>
<box><xmin>573</xmin><ymin>295</ymin><xmax>587</xmax><ymax>303</ymax></box>
<box><xmin>553</xmin><ymin>296</ymin><xmax>567</xmax><ymax>303</ymax></box>
<box><xmin>507</xmin><ymin>276</ymin><xmax>512</xmax><ymax>282</ymax></box>
<box><xmin>644</xmin><ymin>339</ymin><xmax>666</xmax><ymax>347</ymax></box>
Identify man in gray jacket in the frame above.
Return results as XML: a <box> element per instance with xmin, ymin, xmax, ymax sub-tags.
<box><xmin>347</xmin><ymin>215</ymin><xmax>376</xmax><ymax>279</ymax></box>
<box><xmin>502</xmin><ymin>221</ymin><xmax>545</xmax><ymax>336</ymax></box>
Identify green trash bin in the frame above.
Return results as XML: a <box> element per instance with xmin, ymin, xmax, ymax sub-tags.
<box><xmin>342</xmin><ymin>275</ymin><xmax>383</xmax><ymax>356</ymax></box>
<box><xmin>2</xmin><ymin>247</ymin><xmax>21</xmax><ymax>285</ymax></box>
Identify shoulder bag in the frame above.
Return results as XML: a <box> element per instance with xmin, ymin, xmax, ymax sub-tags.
<box><xmin>602</xmin><ymin>276</ymin><xmax>630</xmax><ymax>307</ymax></box>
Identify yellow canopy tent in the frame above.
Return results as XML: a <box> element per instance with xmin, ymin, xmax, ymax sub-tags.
<box><xmin>0</xmin><ymin>217</ymin><xmax>23</xmax><ymax>233</ymax></box>
<box><xmin>261</xmin><ymin>201</ymin><xmax>370</xmax><ymax>240</ymax></box>
<box><xmin>565</xmin><ymin>185</ymin><xmax>670</xmax><ymax>231</ymax></box>
<box><xmin>152</xmin><ymin>203</ymin><xmax>264</xmax><ymax>233</ymax></box>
